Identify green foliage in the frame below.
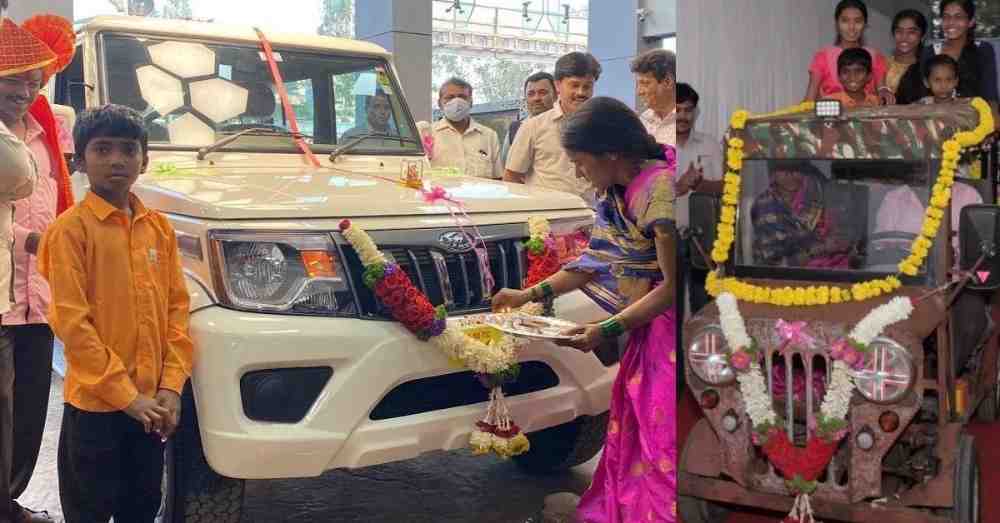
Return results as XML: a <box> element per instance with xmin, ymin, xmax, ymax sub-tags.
<box><xmin>318</xmin><ymin>0</ymin><xmax>354</xmax><ymax>38</ymax></box>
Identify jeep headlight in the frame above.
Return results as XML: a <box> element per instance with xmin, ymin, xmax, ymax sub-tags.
<box><xmin>209</xmin><ymin>231</ymin><xmax>356</xmax><ymax>315</ymax></box>
<box><xmin>851</xmin><ymin>337</ymin><xmax>914</xmax><ymax>404</ymax></box>
<box><xmin>688</xmin><ymin>325</ymin><xmax>736</xmax><ymax>385</ymax></box>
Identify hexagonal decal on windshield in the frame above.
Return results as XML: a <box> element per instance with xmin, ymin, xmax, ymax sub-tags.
<box><xmin>136</xmin><ymin>65</ymin><xmax>185</xmax><ymax>116</ymax></box>
<box><xmin>168</xmin><ymin>113</ymin><xmax>216</xmax><ymax>146</ymax></box>
<box><xmin>148</xmin><ymin>41</ymin><xmax>216</xmax><ymax>78</ymax></box>
<box><xmin>190</xmin><ymin>78</ymin><xmax>249</xmax><ymax>123</ymax></box>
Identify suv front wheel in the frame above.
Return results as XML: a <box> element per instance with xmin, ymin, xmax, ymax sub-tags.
<box><xmin>513</xmin><ymin>412</ymin><xmax>609</xmax><ymax>473</ymax></box>
<box><xmin>159</xmin><ymin>384</ymin><xmax>245</xmax><ymax>523</ymax></box>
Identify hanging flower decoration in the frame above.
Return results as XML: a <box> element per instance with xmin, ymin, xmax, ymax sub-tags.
<box><xmin>339</xmin><ymin>219</ymin><xmax>531</xmax><ymax>457</ymax></box>
<box><xmin>422</xmin><ymin>134</ymin><xmax>435</xmax><ymax>160</ymax></box>
<box><xmin>524</xmin><ymin>217</ymin><xmax>561</xmax><ymax>288</ymax></box>
<box><xmin>716</xmin><ymin>292</ymin><xmax>914</xmax><ymax>522</ymax></box>
<box><xmin>707</xmin><ymin>98</ymin><xmax>995</xmax><ymax>307</ymax></box>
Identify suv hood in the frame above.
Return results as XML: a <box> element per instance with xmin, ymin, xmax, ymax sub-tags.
<box><xmin>132</xmin><ymin>158</ymin><xmax>588</xmax><ymax>220</ymax></box>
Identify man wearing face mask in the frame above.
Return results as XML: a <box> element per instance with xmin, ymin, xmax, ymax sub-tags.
<box><xmin>504</xmin><ymin>52</ymin><xmax>600</xmax><ymax>206</ymax></box>
<box><xmin>429</xmin><ymin>77</ymin><xmax>502</xmax><ymax>179</ymax></box>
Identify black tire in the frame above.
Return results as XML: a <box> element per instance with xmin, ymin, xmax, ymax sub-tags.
<box><xmin>159</xmin><ymin>383</ymin><xmax>245</xmax><ymax>523</ymax></box>
<box><xmin>512</xmin><ymin>412</ymin><xmax>609</xmax><ymax>473</ymax></box>
<box><xmin>677</xmin><ymin>420</ymin><xmax>730</xmax><ymax>523</ymax></box>
<box><xmin>951</xmin><ymin>434</ymin><xmax>980</xmax><ymax>523</ymax></box>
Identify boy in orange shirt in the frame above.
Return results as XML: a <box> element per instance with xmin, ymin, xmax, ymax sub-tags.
<box><xmin>826</xmin><ymin>47</ymin><xmax>881</xmax><ymax>109</ymax></box>
<box><xmin>37</xmin><ymin>104</ymin><xmax>193</xmax><ymax>523</ymax></box>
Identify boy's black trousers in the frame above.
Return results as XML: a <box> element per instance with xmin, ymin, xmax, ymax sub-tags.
<box><xmin>58</xmin><ymin>404</ymin><xmax>164</xmax><ymax>523</ymax></box>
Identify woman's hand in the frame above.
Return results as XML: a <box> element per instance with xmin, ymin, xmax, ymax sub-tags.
<box><xmin>556</xmin><ymin>324</ymin><xmax>604</xmax><ymax>352</ymax></box>
<box><xmin>492</xmin><ymin>288</ymin><xmax>532</xmax><ymax>312</ymax></box>
<box><xmin>878</xmin><ymin>87</ymin><xmax>896</xmax><ymax>106</ymax></box>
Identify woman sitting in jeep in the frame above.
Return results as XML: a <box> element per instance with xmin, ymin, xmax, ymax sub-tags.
<box><xmin>750</xmin><ymin>162</ymin><xmax>852</xmax><ymax>268</ymax></box>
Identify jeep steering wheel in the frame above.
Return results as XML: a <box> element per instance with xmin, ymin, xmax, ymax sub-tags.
<box><xmin>866</xmin><ymin>231</ymin><xmax>920</xmax><ymax>271</ymax></box>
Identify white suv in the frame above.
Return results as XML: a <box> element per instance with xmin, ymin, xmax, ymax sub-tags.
<box><xmin>51</xmin><ymin>16</ymin><xmax>615</xmax><ymax>522</ymax></box>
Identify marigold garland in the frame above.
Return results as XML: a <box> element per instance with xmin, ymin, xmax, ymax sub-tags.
<box><xmin>339</xmin><ymin>219</ymin><xmax>531</xmax><ymax>458</ymax></box>
<box><xmin>708</xmin><ymin>98</ymin><xmax>996</xmax><ymax>306</ymax></box>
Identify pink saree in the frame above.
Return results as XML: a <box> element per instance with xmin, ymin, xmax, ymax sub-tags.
<box><xmin>574</xmin><ymin>157</ymin><xmax>676</xmax><ymax>522</ymax></box>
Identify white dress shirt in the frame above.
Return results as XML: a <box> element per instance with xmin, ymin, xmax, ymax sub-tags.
<box><xmin>675</xmin><ymin>130</ymin><xmax>723</xmax><ymax>230</ymax></box>
<box><xmin>429</xmin><ymin>118</ymin><xmax>503</xmax><ymax>179</ymax></box>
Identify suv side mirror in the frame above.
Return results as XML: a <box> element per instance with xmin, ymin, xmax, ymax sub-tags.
<box><xmin>687</xmin><ymin>192</ymin><xmax>720</xmax><ymax>271</ymax></box>
<box><xmin>960</xmin><ymin>204</ymin><xmax>1000</xmax><ymax>290</ymax></box>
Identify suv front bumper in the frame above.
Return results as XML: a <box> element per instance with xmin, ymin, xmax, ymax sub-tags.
<box><xmin>188</xmin><ymin>291</ymin><xmax>615</xmax><ymax>479</ymax></box>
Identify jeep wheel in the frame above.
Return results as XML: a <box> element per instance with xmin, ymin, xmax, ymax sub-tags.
<box><xmin>937</xmin><ymin>434</ymin><xmax>979</xmax><ymax>523</ymax></box>
<box><xmin>513</xmin><ymin>412</ymin><xmax>609</xmax><ymax>473</ymax></box>
<box><xmin>158</xmin><ymin>384</ymin><xmax>245</xmax><ymax>523</ymax></box>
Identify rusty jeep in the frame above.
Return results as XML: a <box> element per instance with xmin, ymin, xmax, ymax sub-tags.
<box><xmin>678</xmin><ymin>101</ymin><xmax>999</xmax><ymax>523</ymax></box>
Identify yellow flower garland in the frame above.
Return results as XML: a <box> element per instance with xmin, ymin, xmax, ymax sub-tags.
<box><xmin>707</xmin><ymin>98</ymin><xmax>996</xmax><ymax>306</ymax></box>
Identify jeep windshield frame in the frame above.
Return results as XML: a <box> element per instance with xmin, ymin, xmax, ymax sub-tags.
<box><xmin>733</xmin><ymin>158</ymin><xmax>944</xmax><ymax>286</ymax></box>
<box><xmin>96</xmin><ymin>31</ymin><xmax>424</xmax><ymax>156</ymax></box>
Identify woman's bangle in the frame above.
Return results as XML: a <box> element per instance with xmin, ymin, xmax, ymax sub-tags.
<box><xmin>599</xmin><ymin>317</ymin><xmax>626</xmax><ymax>339</ymax></box>
<box><xmin>530</xmin><ymin>282</ymin><xmax>554</xmax><ymax>301</ymax></box>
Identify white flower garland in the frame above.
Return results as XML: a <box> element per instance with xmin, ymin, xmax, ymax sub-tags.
<box><xmin>715</xmin><ymin>292</ymin><xmax>914</xmax><ymax>436</ymax></box>
<box><xmin>718</xmin><ymin>293</ymin><xmax>775</xmax><ymax>428</ymax></box>
<box><xmin>850</xmin><ymin>297</ymin><xmax>914</xmax><ymax>346</ymax></box>
<box><xmin>527</xmin><ymin>216</ymin><xmax>550</xmax><ymax>241</ymax></box>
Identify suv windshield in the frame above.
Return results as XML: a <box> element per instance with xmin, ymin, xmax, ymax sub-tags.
<box><xmin>736</xmin><ymin>159</ymin><xmax>958</xmax><ymax>281</ymax></box>
<box><xmin>100</xmin><ymin>34</ymin><xmax>421</xmax><ymax>154</ymax></box>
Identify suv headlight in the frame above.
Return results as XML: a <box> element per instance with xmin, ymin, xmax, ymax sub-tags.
<box><xmin>209</xmin><ymin>231</ymin><xmax>356</xmax><ymax>316</ymax></box>
<box><xmin>851</xmin><ymin>337</ymin><xmax>914</xmax><ymax>403</ymax></box>
<box><xmin>688</xmin><ymin>325</ymin><xmax>736</xmax><ymax>385</ymax></box>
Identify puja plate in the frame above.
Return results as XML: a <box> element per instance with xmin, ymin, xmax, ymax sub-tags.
<box><xmin>473</xmin><ymin>312</ymin><xmax>580</xmax><ymax>341</ymax></box>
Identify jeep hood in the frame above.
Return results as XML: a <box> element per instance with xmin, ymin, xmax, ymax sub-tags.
<box><xmin>131</xmin><ymin>161</ymin><xmax>588</xmax><ymax>220</ymax></box>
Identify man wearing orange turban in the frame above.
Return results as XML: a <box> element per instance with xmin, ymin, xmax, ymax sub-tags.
<box><xmin>0</xmin><ymin>10</ymin><xmax>74</xmax><ymax>523</ymax></box>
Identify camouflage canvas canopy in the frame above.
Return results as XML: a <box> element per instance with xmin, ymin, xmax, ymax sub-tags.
<box><xmin>729</xmin><ymin>101</ymin><xmax>983</xmax><ymax>161</ymax></box>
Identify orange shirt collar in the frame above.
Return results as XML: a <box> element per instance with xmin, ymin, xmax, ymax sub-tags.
<box><xmin>82</xmin><ymin>191</ymin><xmax>150</xmax><ymax>221</ymax></box>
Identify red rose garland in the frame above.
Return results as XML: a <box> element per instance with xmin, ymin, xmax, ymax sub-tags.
<box><xmin>524</xmin><ymin>217</ymin><xmax>560</xmax><ymax>288</ymax></box>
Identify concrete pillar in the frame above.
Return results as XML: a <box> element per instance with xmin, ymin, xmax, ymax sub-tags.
<box><xmin>588</xmin><ymin>0</ymin><xmax>673</xmax><ymax>110</ymax></box>
<box><xmin>356</xmin><ymin>0</ymin><xmax>433</xmax><ymax>122</ymax></box>
<box><xmin>7</xmin><ymin>0</ymin><xmax>72</xmax><ymax>22</ymax></box>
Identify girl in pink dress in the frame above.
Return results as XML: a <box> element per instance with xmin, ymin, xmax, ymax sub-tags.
<box><xmin>804</xmin><ymin>0</ymin><xmax>892</xmax><ymax>103</ymax></box>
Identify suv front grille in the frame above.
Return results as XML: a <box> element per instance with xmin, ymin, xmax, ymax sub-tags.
<box><xmin>342</xmin><ymin>233</ymin><xmax>527</xmax><ymax>317</ymax></box>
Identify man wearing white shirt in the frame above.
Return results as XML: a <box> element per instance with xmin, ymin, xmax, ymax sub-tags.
<box><xmin>632</xmin><ymin>49</ymin><xmax>676</xmax><ymax>145</ymax></box>
<box><xmin>429</xmin><ymin>77</ymin><xmax>502</xmax><ymax>179</ymax></box>
<box><xmin>675</xmin><ymin>83</ymin><xmax>723</xmax><ymax>320</ymax></box>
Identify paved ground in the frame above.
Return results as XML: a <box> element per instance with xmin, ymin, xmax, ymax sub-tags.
<box><xmin>19</xmin><ymin>374</ymin><xmax>597</xmax><ymax>523</ymax></box>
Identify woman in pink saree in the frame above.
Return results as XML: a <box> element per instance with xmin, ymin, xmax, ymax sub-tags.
<box><xmin>493</xmin><ymin>97</ymin><xmax>676</xmax><ymax>522</ymax></box>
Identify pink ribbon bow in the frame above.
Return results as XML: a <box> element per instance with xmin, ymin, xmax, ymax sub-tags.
<box><xmin>775</xmin><ymin>320</ymin><xmax>815</xmax><ymax>353</ymax></box>
<box><xmin>420</xmin><ymin>185</ymin><xmax>495</xmax><ymax>292</ymax></box>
